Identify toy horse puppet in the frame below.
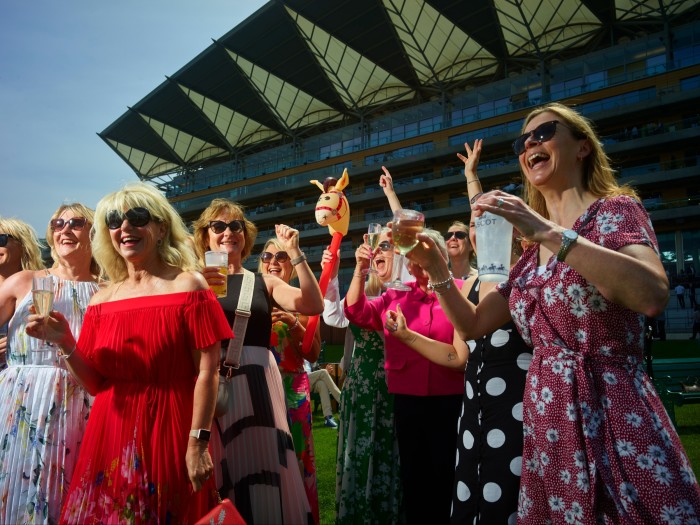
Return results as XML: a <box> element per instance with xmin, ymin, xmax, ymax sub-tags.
<box><xmin>302</xmin><ymin>169</ymin><xmax>350</xmax><ymax>353</ymax></box>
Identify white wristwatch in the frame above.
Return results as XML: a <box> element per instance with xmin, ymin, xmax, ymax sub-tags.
<box><xmin>557</xmin><ymin>229</ymin><xmax>579</xmax><ymax>262</ymax></box>
<box><xmin>189</xmin><ymin>429</ymin><xmax>211</xmax><ymax>442</ymax></box>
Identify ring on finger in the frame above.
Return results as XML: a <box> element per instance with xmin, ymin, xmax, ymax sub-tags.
<box><xmin>497</xmin><ymin>198</ymin><xmax>504</xmax><ymax>208</ymax></box>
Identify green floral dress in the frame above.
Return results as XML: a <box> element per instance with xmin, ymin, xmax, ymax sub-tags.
<box><xmin>336</xmin><ymin>324</ymin><xmax>402</xmax><ymax>524</ymax></box>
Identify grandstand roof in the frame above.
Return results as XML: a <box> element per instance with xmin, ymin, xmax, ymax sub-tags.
<box><xmin>99</xmin><ymin>0</ymin><xmax>700</xmax><ymax>181</ymax></box>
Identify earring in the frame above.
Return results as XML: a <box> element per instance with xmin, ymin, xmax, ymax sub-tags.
<box><xmin>157</xmin><ymin>239</ymin><xmax>163</xmax><ymax>246</ymax></box>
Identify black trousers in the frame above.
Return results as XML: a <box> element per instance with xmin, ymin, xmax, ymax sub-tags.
<box><xmin>393</xmin><ymin>393</ymin><xmax>462</xmax><ymax>525</ymax></box>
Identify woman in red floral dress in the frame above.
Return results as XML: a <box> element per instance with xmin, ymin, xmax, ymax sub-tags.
<box><xmin>406</xmin><ymin>103</ymin><xmax>700</xmax><ymax>524</ymax></box>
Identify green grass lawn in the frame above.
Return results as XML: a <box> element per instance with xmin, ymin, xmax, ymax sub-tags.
<box><xmin>311</xmin><ymin>393</ymin><xmax>700</xmax><ymax>525</ymax></box>
<box><xmin>311</xmin><ymin>411</ymin><xmax>338</xmax><ymax>525</ymax></box>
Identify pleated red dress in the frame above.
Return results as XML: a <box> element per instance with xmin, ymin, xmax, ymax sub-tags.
<box><xmin>58</xmin><ymin>290</ymin><xmax>233</xmax><ymax>525</ymax></box>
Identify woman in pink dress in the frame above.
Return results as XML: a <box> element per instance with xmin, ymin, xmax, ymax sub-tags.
<box><xmin>26</xmin><ymin>183</ymin><xmax>232</xmax><ymax>524</ymax></box>
<box><xmin>406</xmin><ymin>103</ymin><xmax>700</xmax><ymax>524</ymax></box>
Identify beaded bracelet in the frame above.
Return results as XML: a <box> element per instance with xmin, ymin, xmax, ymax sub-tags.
<box><xmin>428</xmin><ymin>272</ymin><xmax>454</xmax><ymax>295</ymax></box>
<box><xmin>290</xmin><ymin>314</ymin><xmax>300</xmax><ymax>330</ymax></box>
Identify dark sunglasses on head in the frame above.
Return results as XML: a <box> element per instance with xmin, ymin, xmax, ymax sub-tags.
<box><xmin>512</xmin><ymin>120</ymin><xmax>582</xmax><ymax>156</ymax></box>
<box><xmin>0</xmin><ymin>234</ymin><xmax>13</xmax><ymax>247</ymax></box>
<box><xmin>105</xmin><ymin>207</ymin><xmax>153</xmax><ymax>230</ymax></box>
<box><xmin>260</xmin><ymin>251</ymin><xmax>289</xmax><ymax>263</ymax></box>
<box><xmin>209</xmin><ymin>220</ymin><xmax>244</xmax><ymax>234</ymax></box>
<box><xmin>444</xmin><ymin>231</ymin><xmax>468</xmax><ymax>241</ymax></box>
<box><xmin>378</xmin><ymin>241</ymin><xmax>394</xmax><ymax>252</ymax></box>
<box><xmin>50</xmin><ymin>217</ymin><xmax>87</xmax><ymax>232</ymax></box>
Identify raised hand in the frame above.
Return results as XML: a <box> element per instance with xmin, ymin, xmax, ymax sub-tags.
<box><xmin>275</xmin><ymin>224</ymin><xmax>300</xmax><ymax>252</ymax></box>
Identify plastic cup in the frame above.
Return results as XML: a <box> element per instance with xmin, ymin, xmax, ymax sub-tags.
<box><xmin>205</xmin><ymin>251</ymin><xmax>228</xmax><ymax>297</ymax></box>
<box><xmin>475</xmin><ymin>212</ymin><xmax>513</xmax><ymax>282</ymax></box>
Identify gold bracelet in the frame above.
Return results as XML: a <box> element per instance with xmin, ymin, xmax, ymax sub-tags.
<box><xmin>467</xmin><ymin>180</ymin><xmax>481</xmax><ymax>185</ymax></box>
<box><xmin>290</xmin><ymin>314</ymin><xmax>300</xmax><ymax>330</ymax></box>
<box><xmin>58</xmin><ymin>343</ymin><xmax>77</xmax><ymax>360</ymax></box>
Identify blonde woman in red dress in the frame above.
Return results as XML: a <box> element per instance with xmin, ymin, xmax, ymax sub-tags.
<box><xmin>26</xmin><ymin>183</ymin><xmax>231</xmax><ymax>524</ymax></box>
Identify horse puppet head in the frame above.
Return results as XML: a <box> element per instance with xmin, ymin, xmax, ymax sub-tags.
<box><xmin>310</xmin><ymin>168</ymin><xmax>350</xmax><ymax>237</ymax></box>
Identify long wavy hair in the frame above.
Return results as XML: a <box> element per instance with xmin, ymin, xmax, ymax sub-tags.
<box><xmin>0</xmin><ymin>217</ymin><xmax>45</xmax><ymax>271</ymax></box>
<box><xmin>192</xmin><ymin>199</ymin><xmax>258</xmax><ymax>264</ymax></box>
<box><xmin>521</xmin><ymin>102</ymin><xmax>638</xmax><ymax>218</ymax></box>
<box><xmin>46</xmin><ymin>203</ymin><xmax>102</xmax><ymax>278</ymax></box>
<box><xmin>92</xmin><ymin>183</ymin><xmax>198</xmax><ymax>283</ymax></box>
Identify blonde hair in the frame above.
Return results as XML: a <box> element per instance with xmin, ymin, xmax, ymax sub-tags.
<box><xmin>366</xmin><ymin>226</ymin><xmax>391</xmax><ymax>296</ymax></box>
<box><xmin>0</xmin><ymin>217</ymin><xmax>45</xmax><ymax>271</ymax></box>
<box><xmin>92</xmin><ymin>183</ymin><xmax>198</xmax><ymax>282</ymax></box>
<box><xmin>521</xmin><ymin>102</ymin><xmax>638</xmax><ymax>218</ymax></box>
<box><xmin>257</xmin><ymin>238</ymin><xmax>297</xmax><ymax>282</ymax></box>
<box><xmin>46</xmin><ymin>203</ymin><xmax>101</xmax><ymax>278</ymax></box>
<box><xmin>192</xmin><ymin>199</ymin><xmax>258</xmax><ymax>264</ymax></box>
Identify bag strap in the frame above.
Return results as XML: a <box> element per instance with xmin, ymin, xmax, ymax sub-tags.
<box><xmin>222</xmin><ymin>269</ymin><xmax>254</xmax><ymax>374</ymax></box>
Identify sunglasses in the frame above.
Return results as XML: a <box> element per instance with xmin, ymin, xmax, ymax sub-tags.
<box><xmin>378</xmin><ymin>241</ymin><xmax>394</xmax><ymax>252</ymax></box>
<box><xmin>105</xmin><ymin>207</ymin><xmax>153</xmax><ymax>230</ymax></box>
<box><xmin>512</xmin><ymin>120</ymin><xmax>581</xmax><ymax>156</ymax></box>
<box><xmin>209</xmin><ymin>220</ymin><xmax>244</xmax><ymax>234</ymax></box>
<box><xmin>0</xmin><ymin>234</ymin><xmax>13</xmax><ymax>248</ymax></box>
<box><xmin>444</xmin><ymin>231</ymin><xmax>468</xmax><ymax>241</ymax></box>
<box><xmin>50</xmin><ymin>217</ymin><xmax>87</xmax><ymax>232</ymax></box>
<box><xmin>260</xmin><ymin>251</ymin><xmax>290</xmax><ymax>263</ymax></box>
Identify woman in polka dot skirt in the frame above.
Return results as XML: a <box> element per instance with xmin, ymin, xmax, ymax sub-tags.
<box><xmin>406</xmin><ymin>103</ymin><xmax>700</xmax><ymax>524</ymax></box>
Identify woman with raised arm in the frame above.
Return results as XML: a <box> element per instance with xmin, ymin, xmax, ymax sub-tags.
<box><xmin>406</xmin><ymin>103</ymin><xmax>700</xmax><ymax>523</ymax></box>
<box><xmin>25</xmin><ymin>184</ymin><xmax>232</xmax><ymax>524</ymax></box>
<box><xmin>322</xmin><ymin>227</ymin><xmax>403</xmax><ymax>525</ymax></box>
<box><xmin>0</xmin><ymin>205</ymin><xmax>98</xmax><ymax>525</ymax></box>
<box><xmin>345</xmin><ymin>228</ymin><xmax>466</xmax><ymax>525</ymax></box>
<box><xmin>258</xmin><ymin>237</ymin><xmax>322</xmax><ymax>524</ymax></box>
<box><xmin>194</xmin><ymin>199</ymin><xmax>323</xmax><ymax>525</ymax></box>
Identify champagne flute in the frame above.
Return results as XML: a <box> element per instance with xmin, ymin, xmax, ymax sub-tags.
<box><xmin>32</xmin><ymin>275</ymin><xmax>56</xmax><ymax>362</ymax></box>
<box><xmin>32</xmin><ymin>276</ymin><xmax>55</xmax><ymax>323</ymax></box>
<box><xmin>363</xmin><ymin>223</ymin><xmax>383</xmax><ymax>274</ymax></box>
<box><xmin>392</xmin><ymin>209</ymin><xmax>425</xmax><ymax>256</ymax></box>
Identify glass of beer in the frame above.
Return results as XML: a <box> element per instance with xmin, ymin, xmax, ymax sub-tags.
<box><xmin>204</xmin><ymin>251</ymin><xmax>229</xmax><ymax>297</ymax></box>
<box><xmin>32</xmin><ymin>276</ymin><xmax>55</xmax><ymax>322</ymax></box>
<box><xmin>392</xmin><ymin>209</ymin><xmax>425</xmax><ymax>256</ymax></box>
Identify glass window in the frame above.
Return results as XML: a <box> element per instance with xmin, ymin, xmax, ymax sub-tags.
<box><xmin>657</xmin><ymin>231</ymin><xmax>677</xmax><ymax>280</ymax></box>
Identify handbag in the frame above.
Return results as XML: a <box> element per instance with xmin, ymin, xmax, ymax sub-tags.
<box><xmin>215</xmin><ymin>269</ymin><xmax>255</xmax><ymax>418</ymax></box>
<box><xmin>195</xmin><ymin>492</ymin><xmax>246</xmax><ymax>525</ymax></box>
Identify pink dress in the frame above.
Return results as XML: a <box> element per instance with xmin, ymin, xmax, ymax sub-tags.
<box><xmin>498</xmin><ymin>196</ymin><xmax>700</xmax><ymax>524</ymax></box>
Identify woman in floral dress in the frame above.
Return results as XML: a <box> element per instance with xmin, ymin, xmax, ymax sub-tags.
<box><xmin>322</xmin><ymin>231</ymin><xmax>403</xmax><ymax>524</ymax></box>
<box><xmin>0</xmin><ymin>204</ymin><xmax>100</xmax><ymax>525</ymax></box>
<box><xmin>260</xmin><ymin>237</ymin><xmax>322</xmax><ymax>524</ymax></box>
<box><xmin>407</xmin><ymin>103</ymin><xmax>700</xmax><ymax>523</ymax></box>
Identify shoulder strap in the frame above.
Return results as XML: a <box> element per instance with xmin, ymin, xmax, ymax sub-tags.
<box><xmin>223</xmin><ymin>269</ymin><xmax>255</xmax><ymax>370</ymax></box>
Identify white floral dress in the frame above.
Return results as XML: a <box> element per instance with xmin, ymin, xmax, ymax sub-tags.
<box><xmin>0</xmin><ymin>277</ymin><xmax>97</xmax><ymax>525</ymax></box>
<box><xmin>498</xmin><ymin>196</ymin><xmax>700</xmax><ymax>524</ymax></box>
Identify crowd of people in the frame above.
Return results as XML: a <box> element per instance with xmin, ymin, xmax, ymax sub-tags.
<box><xmin>0</xmin><ymin>102</ymin><xmax>698</xmax><ymax>525</ymax></box>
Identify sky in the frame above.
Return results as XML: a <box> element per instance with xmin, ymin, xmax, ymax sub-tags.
<box><xmin>0</xmin><ymin>0</ymin><xmax>268</xmax><ymax>235</ymax></box>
